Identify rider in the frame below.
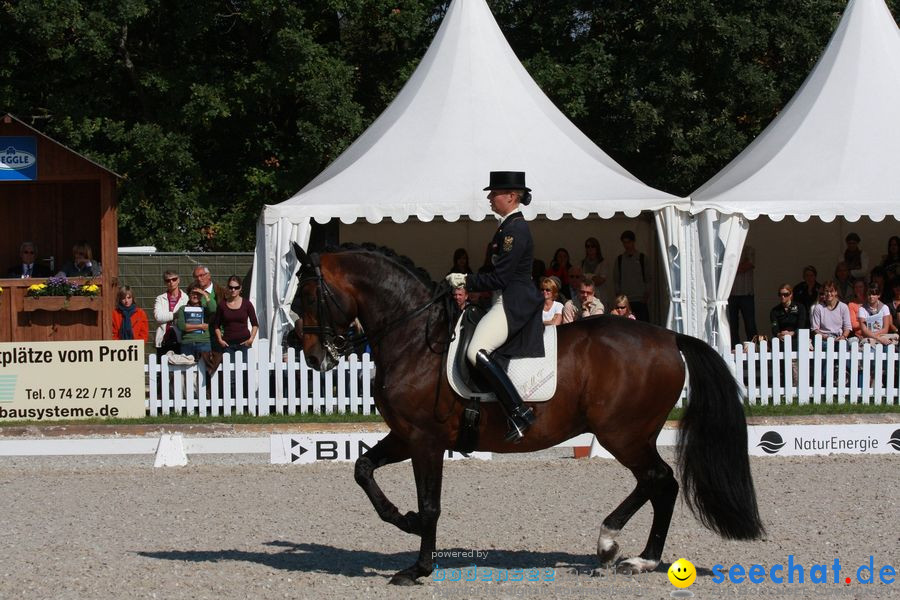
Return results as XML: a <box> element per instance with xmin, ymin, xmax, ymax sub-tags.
<box><xmin>445</xmin><ymin>171</ymin><xmax>544</xmax><ymax>442</ymax></box>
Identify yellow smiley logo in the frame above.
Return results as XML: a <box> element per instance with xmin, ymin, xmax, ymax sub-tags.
<box><xmin>668</xmin><ymin>558</ymin><xmax>697</xmax><ymax>588</ymax></box>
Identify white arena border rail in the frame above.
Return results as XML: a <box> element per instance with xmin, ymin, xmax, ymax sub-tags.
<box><xmin>143</xmin><ymin>332</ymin><xmax>900</xmax><ymax>414</ymax></box>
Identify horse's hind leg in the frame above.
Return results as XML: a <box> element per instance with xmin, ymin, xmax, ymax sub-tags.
<box><xmin>597</xmin><ymin>448</ymin><xmax>678</xmax><ymax>574</ymax></box>
<box><xmin>354</xmin><ymin>432</ymin><xmax>421</xmax><ymax>535</ymax></box>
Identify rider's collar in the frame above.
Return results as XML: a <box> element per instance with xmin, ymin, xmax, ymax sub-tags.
<box><xmin>497</xmin><ymin>210</ymin><xmax>522</xmax><ymax>226</ymax></box>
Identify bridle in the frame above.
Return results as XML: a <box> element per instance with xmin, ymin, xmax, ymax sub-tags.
<box><xmin>297</xmin><ymin>252</ymin><xmax>452</xmax><ymax>363</ymax></box>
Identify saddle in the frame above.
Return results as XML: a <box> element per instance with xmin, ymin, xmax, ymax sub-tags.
<box><xmin>446</xmin><ymin>306</ymin><xmax>558</xmax><ymax>403</ymax></box>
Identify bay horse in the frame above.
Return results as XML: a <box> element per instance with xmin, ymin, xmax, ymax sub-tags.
<box><xmin>291</xmin><ymin>243</ymin><xmax>763</xmax><ymax>585</ymax></box>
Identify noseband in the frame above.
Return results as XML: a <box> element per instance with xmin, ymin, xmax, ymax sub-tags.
<box><xmin>298</xmin><ymin>253</ymin><xmax>451</xmax><ymax>362</ymax></box>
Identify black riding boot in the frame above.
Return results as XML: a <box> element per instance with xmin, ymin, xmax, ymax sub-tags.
<box><xmin>475</xmin><ymin>350</ymin><xmax>536</xmax><ymax>442</ymax></box>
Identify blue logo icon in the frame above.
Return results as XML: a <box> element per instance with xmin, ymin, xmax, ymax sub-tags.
<box><xmin>0</xmin><ymin>137</ymin><xmax>37</xmax><ymax>180</ymax></box>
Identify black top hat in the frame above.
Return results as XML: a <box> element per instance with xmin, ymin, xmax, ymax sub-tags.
<box><xmin>484</xmin><ymin>171</ymin><xmax>531</xmax><ymax>192</ymax></box>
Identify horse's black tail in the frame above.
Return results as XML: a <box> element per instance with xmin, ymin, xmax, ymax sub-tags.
<box><xmin>675</xmin><ymin>333</ymin><xmax>765</xmax><ymax>540</ymax></box>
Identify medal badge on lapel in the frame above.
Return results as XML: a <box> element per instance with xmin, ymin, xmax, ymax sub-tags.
<box><xmin>503</xmin><ymin>235</ymin><xmax>514</xmax><ymax>252</ymax></box>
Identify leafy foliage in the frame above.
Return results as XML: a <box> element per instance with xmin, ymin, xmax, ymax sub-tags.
<box><xmin>2</xmin><ymin>1</ymin><xmax>897</xmax><ymax>249</ymax></box>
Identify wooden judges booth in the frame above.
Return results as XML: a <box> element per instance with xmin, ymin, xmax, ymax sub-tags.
<box><xmin>0</xmin><ymin>114</ymin><xmax>119</xmax><ymax>342</ymax></box>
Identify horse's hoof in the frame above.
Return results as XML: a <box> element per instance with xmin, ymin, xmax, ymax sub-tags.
<box><xmin>616</xmin><ymin>557</ymin><xmax>658</xmax><ymax>575</ymax></box>
<box><xmin>389</xmin><ymin>572</ymin><xmax>421</xmax><ymax>586</ymax></box>
<box><xmin>597</xmin><ymin>541</ymin><xmax>619</xmax><ymax>567</ymax></box>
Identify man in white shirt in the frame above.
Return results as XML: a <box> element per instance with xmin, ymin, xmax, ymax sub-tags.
<box><xmin>6</xmin><ymin>242</ymin><xmax>51</xmax><ymax>278</ymax></box>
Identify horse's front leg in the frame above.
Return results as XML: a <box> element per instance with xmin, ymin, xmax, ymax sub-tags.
<box><xmin>354</xmin><ymin>432</ymin><xmax>421</xmax><ymax>535</ymax></box>
<box><xmin>389</xmin><ymin>444</ymin><xmax>444</xmax><ymax>586</ymax></box>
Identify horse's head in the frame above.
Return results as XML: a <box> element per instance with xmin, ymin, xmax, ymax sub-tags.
<box><xmin>291</xmin><ymin>243</ymin><xmax>359</xmax><ymax>371</ymax></box>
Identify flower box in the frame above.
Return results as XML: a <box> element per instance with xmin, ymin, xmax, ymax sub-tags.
<box><xmin>23</xmin><ymin>295</ymin><xmax>100</xmax><ymax>312</ymax></box>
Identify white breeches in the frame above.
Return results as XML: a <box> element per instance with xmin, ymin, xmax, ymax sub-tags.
<box><xmin>467</xmin><ymin>294</ymin><xmax>509</xmax><ymax>365</ymax></box>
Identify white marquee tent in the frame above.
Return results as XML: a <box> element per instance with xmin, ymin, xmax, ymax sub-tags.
<box><xmin>252</xmin><ymin>0</ymin><xmax>680</xmax><ymax>354</ymax></box>
<box><xmin>683</xmin><ymin>0</ymin><xmax>900</xmax><ymax>353</ymax></box>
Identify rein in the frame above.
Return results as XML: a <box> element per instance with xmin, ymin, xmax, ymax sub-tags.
<box><xmin>298</xmin><ymin>253</ymin><xmax>453</xmax><ymax>362</ymax></box>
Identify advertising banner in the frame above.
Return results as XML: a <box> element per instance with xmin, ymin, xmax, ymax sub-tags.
<box><xmin>0</xmin><ymin>341</ymin><xmax>145</xmax><ymax>421</ymax></box>
<box><xmin>748</xmin><ymin>424</ymin><xmax>900</xmax><ymax>456</ymax></box>
<box><xmin>0</xmin><ymin>136</ymin><xmax>37</xmax><ymax>180</ymax></box>
<box><xmin>271</xmin><ymin>433</ymin><xmax>491</xmax><ymax>464</ymax></box>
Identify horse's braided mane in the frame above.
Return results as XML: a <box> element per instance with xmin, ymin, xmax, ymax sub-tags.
<box><xmin>326</xmin><ymin>242</ymin><xmax>437</xmax><ymax>292</ymax></box>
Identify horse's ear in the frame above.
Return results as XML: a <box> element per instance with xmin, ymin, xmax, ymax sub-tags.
<box><xmin>293</xmin><ymin>243</ymin><xmax>311</xmax><ymax>269</ymax></box>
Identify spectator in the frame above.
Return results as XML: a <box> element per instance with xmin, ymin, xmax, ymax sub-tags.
<box><xmin>869</xmin><ymin>266</ymin><xmax>892</xmax><ymax>305</ymax></box>
<box><xmin>562</xmin><ymin>264</ymin><xmax>586</xmax><ymax>302</ymax></box>
<box><xmin>613</xmin><ymin>230</ymin><xmax>650</xmax><ymax>321</ymax></box>
<box><xmin>881</xmin><ymin>235</ymin><xmax>900</xmax><ymax>280</ymax></box>
<box><xmin>728</xmin><ymin>244</ymin><xmax>757</xmax><ymax>343</ymax></box>
<box><xmin>176</xmin><ymin>282</ymin><xmax>218</xmax><ymax>358</ymax></box>
<box><xmin>581</xmin><ymin>237</ymin><xmax>610</xmax><ymax>307</ymax></box>
<box><xmin>810</xmin><ymin>281</ymin><xmax>851</xmax><ymax>341</ymax></box>
<box><xmin>212</xmin><ymin>275</ymin><xmax>259</xmax><ymax>359</ymax></box>
<box><xmin>793</xmin><ymin>265</ymin><xmax>821</xmax><ymax>311</ymax></box>
<box><xmin>834</xmin><ymin>261</ymin><xmax>855</xmax><ymax>303</ymax></box>
<box><xmin>59</xmin><ymin>241</ymin><xmax>101</xmax><ymax>278</ymax></box>
<box><xmin>890</xmin><ymin>279</ymin><xmax>900</xmax><ymax>331</ymax></box>
<box><xmin>847</xmin><ymin>279</ymin><xmax>867</xmax><ymax>338</ymax></box>
<box><xmin>609</xmin><ymin>294</ymin><xmax>636</xmax><ymax>319</ymax></box>
<box><xmin>112</xmin><ymin>285</ymin><xmax>149</xmax><ymax>341</ymax></box>
<box><xmin>857</xmin><ymin>284</ymin><xmax>897</xmax><ymax>346</ymax></box>
<box><xmin>6</xmin><ymin>241</ymin><xmax>51</xmax><ymax>278</ymax></box>
<box><xmin>192</xmin><ymin>264</ymin><xmax>226</xmax><ymax>305</ymax></box>
<box><xmin>769</xmin><ymin>283</ymin><xmax>808</xmax><ymax>341</ymax></box>
<box><xmin>545</xmin><ymin>248</ymin><xmax>572</xmax><ymax>293</ymax></box>
<box><xmin>531</xmin><ymin>259</ymin><xmax>546</xmax><ymax>289</ymax></box>
<box><xmin>477</xmin><ymin>241</ymin><xmax>494</xmax><ymax>275</ymax></box>
<box><xmin>540</xmin><ymin>276</ymin><xmax>564</xmax><ymax>326</ymax></box>
<box><xmin>840</xmin><ymin>232</ymin><xmax>868</xmax><ymax>280</ymax></box>
<box><xmin>449</xmin><ymin>286</ymin><xmax>469</xmax><ymax>324</ymax></box>
<box><xmin>448</xmin><ymin>248</ymin><xmax>472</xmax><ymax>275</ymax></box>
<box><xmin>562</xmin><ymin>277</ymin><xmax>605</xmax><ymax>323</ymax></box>
<box><xmin>154</xmin><ymin>270</ymin><xmax>188</xmax><ymax>358</ymax></box>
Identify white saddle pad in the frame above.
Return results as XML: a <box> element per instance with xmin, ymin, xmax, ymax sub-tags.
<box><xmin>446</xmin><ymin>317</ymin><xmax>557</xmax><ymax>402</ymax></box>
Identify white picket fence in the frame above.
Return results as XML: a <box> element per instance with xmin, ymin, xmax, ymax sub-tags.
<box><xmin>723</xmin><ymin>328</ymin><xmax>900</xmax><ymax>407</ymax></box>
<box><xmin>144</xmin><ymin>331</ymin><xmax>900</xmax><ymax>415</ymax></box>
<box><xmin>145</xmin><ymin>339</ymin><xmax>376</xmax><ymax>415</ymax></box>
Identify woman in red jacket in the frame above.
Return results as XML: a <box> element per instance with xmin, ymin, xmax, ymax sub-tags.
<box><xmin>112</xmin><ymin>285</ymin><xmax>149</xmax><ymax>341</ymax></box>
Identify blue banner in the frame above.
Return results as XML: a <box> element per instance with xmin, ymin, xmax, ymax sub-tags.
<box><xmin>0</xmin><ymin>136</ymin><xmax>38</xmax><ymax>180</ymax></box>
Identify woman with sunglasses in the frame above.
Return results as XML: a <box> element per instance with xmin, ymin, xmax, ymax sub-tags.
<box><xmin>858</xmin><ymin>284</ymin><xmax>897</xmax><ymax>346</ymax></box>
<box><xmin>211</xmin><ymin>275</ymin><xmax>258</xmax><ymax>358</ymax></box>
<box><xmin>540</xmin><ymin>276</ymin><xmax>563</xmax><ymax>326</ymax></box>
<box><xmin>769</xmin><ymin>284</ymin><xmax>808</xmax><ymax>341</ymax></box>
<box><xmin>153</xmin><ymin>270</ymin><xmax>188</xmax><ymax>358</ymax></box>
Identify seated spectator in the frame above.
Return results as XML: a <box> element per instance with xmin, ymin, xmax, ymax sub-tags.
<box><xmin>810</xmin><ymin>281</ymin><xmax>851</xmax><ymax>341</ymax></box>
<box><xmin>176</xmin><ymin>282</ymin><xmax>218</xmax><ymax>358</ymax></box>
<box><xmin>562</xmin><ymin>265</ymin><xmax>587</xmax><ymax>301</ymax></box>
<box><xmin>869</xmin><ymin>266</ymin><xmax>892</xmax><ymax>305</ymax></box>
<box><xmin>793</xmin><ymin>265</ymin><xmax>821</xmax><ymax>311</ymax></box>
<box><xmin>890</xmin><ymin>279</ymin><xmax>900</xmax><ymax>331</ymax></box>
<box><xmin>562</xmin><ymin>277</ymin><xmax>605</xmax><ymax>324</ymax></box>
<box><xmin>840</xmin><ymin>232</ymin><xmax>868</xmax><ymax>280</ymax></box>
<box><xmin>857</xmin><ymin>284</ymin><xmax>897</xmax><ymax>346</ymax></box>
<box><xmin>833</xmin><ymin>261</ymin><xmax>855</xmax><ymax>303</ymax></box>
<box><xmin>7</xmin><ymin>241</ymin><xmax>51</xmax><ymax>278</ymax></box>
<box><xmin>540</xmin><ymin>276</ymin><xmax>564</xmax><ymax>326</ymax></box>
<box><xmin>609</xmin><ymin>294</ymin><xmax>636</xmax><ymax>320</ymax></box>
<box><xmin>881</xmin><ymin>235</ymin><xmax>900</xmax><ymax>280</ymax></box>
<box><xmin>449</xmin><ymin>286</ymin><xmax>469</xmax><ymax>324</ymax></box>
<box><xmin>112</xmin><ymin>285</ymin><xmax>149</xmax><ymax>341</ymax></box>
<box><xmin>59</xmin><ymin>241</ymin><xmax>102</xmax><ymax>278</ymax></box>
<box><xmin>847</xmin><ymin>279</ymin><xmax>867</xmax><ymax>337</ymax></box>
<box><xmin>448</xmin><ymin>248</ymin><xmax>472</xmax><ymax>275</ymax></box>
<box><xmin>545</xmin><ymin>248</ymin><xmax>572</xmax><ymax>293</ymax></box>
<box><xmin>769</xmin><ymin>284</ymin><xmax>808</xmax><ymax>341</ymax></box>
<box><xmin>531</xmin><ymin>259</ymin><xmax>546</xmax><ymax>289</ymax></box>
